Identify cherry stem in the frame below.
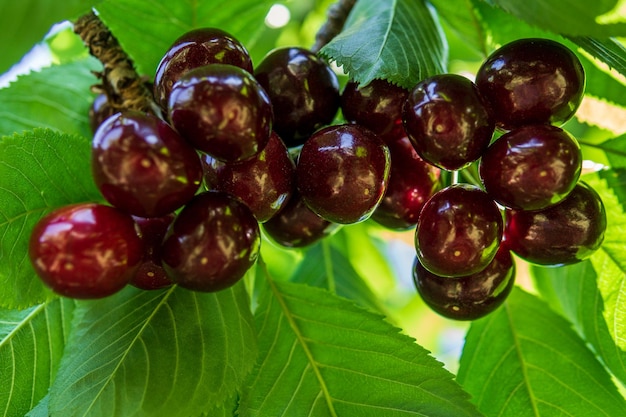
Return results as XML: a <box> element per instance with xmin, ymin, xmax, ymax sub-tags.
<box><xmin>311</xmin><ymin>0</ymin><xmax>357</xmax><ymax>53</ymax></box>
<box><xmin>74</xmin><ymin>11</ymin><xmax>159</xmax><ymax>115</ymax></box>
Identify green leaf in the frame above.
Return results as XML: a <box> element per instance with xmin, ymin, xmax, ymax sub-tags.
<box><xmin>319</xmin><ymin>0</ymin><xmax>448</xmax><ymax>89</ymax></box>
<box><xmin>239</xmin><ymin>262</ymin><xmax>482</xmax><ymax>417</ymax></box>
<box><xmin>428</xmin><ymin>0</ymin><xmax>487</xmax><ymax>55</ymax></box>
<box><xmin>0</xmin><ymin>58</ymin><xmax>101</xmax><ymax>139</ymax></box>
<box><xmin>48</xmin><ymin>283</ymin><xmax>257</xmax><ymax>417</ymax></box>
<box><xmin>0</xmin><ymin>0</ymin><xmax>98</xmax><ymax>74</ymax></box>
<box><xmin>289</xmin><ymin>240</ymin><xmax>384</xmax><ymax>313</ymax></box>
<box><xmin>0</xmin><ymin>298</ymin><xmax>74</xmax><ymax>417</ymax></box>
<box><xmin>95</xmin><ymin>0</ymin><xmax>277</xmax><ymax>76</ymax></box>
<box><xmin>25</xmin><ymin>394</ymin><xmax>50</xmax><ymax>417</ymax></box>
<box><xmin>581</xmin><ymin>135</ymin><xmax>626</xmax><ymax>169</ymax></box>
<box><xmin>532</xmin><ymin>261</ymin><xmax>626</xmax><ymax>385</ymax></box>
<box><xmin>490</xmin><ymin>0</ymin><xmax>626</xmax><ymax>37</ymax></box>
<box><xmin>0</xmin><ymin>129</ymin><xmax>102</xmax><ymax>309</ymax></box>
<box><xmin>457</xmin><ymin>288</ymin><xmax>626</xmax><ymax>417</ymax></box>
<box><xmin>569</xmin><ymin>37</ymin><xmax>626</xmax><ymax>77</ymax></box>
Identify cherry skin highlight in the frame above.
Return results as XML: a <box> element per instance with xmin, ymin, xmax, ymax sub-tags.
<box><xmin>92</xmin><ymin>111</ymin><xmax>203</xmax><ymax>218</ymax></box>
<box><xmin>254</xmin><ymin>47</ymin><xmax>340</xmax><ymax>147</ymax></box>
<box><xmin>504</xmin><ymin>182</ymin><xmax>606</xmax><ymax>266</ymax></box>
<box><xmin>296</xmin><ymin>124</ymin><xmax>391</xmax><ymax>224</ymax></box>
<box><xmin>476</xmin><ymin>38</ymin><xmax>585</xmax><ymax>129</ymax></box>
<box><xmin>202</xmin><ymin>131</ymin><xmax>296</xmax><ymax>222</ymax></box>
<box><xmin>402</xmin><ymin>73</ymin><xmax>495</xmax><ymax>170</ymax></box>
<box><xmin>29</xmin><ymin>203</ymin><xmax>144</xmax><ymax>299</ymax></box>
<box><xmin>161</xmin><ymin>191</ymin><xmax>261</xmax><ymax>292</ymax></box>
<box><xmin>413</xmin><ymin>246</ymin><xmax>515</xmax><ymax>321</ymax></box>
<box><xmin>168</xmin><ymin>64</ymin><xmax>273</xmax><ymax>162</ymax></box>
<box><xmin>154</xmin><ymin>27</ymin><xmax>253</xmax><ymax>112</ymax></box>
<box><xmin>480</xmin><ymin>124</ymin><xmax>582</xmax><ymax>210</ymax></box>
<box><xmin>415</xmin><ymin>184</ymin><xmax>503</xmax><ymax>277</ymax></box>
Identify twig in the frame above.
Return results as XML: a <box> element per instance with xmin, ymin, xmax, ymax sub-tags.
<box><xmin>311</xmin><ymin>0</ymin><xmax>357</xmax><ymax>53</ymax></box>
<box><xmin>74</xmin><ymin>11</ymin><xmax>157</xmax><ymax>115</ymax></box>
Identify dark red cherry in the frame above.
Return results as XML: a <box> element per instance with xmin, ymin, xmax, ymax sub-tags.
<box><xmin>161</xmin><ymin>191</ymin><xmax>260</xmax><ymax>292</ymax></box>
<box><xmin>92</xmin><ymin>111</ymin><xmax>203</xmax><ymax>218</ymax></box>
<box><xmin>154</xmin><ymin>28</ymin><xmax>253</xmax><ymax>112</ymax></box>
<box><xmin>413</xmin><ymin>246</ymin><xmax>515</xmax><ymax>320</ymax></box>
<box><xmin>130</xmin><ymin>214</ymin><xmax>175</xmax><ymax>290</ymax></box>
<box><xmin>89</xmin><ymin>93</ymin><xmax>116</xmax><ymax>133</ymax></box>
<box><xmin>341</xmin><ymin>79</ymin><xmax>409</xmax><ymax>143</ymax></box>
<box><xmin>476</xmin><ymin>38</ymin><xmax>585</xmax><ymax>129</ymax></box>
<box><xmin>168</xmin><ymin>64</ymin><xmax>273</xmax><ymax>162</ymax></box>
<box><xmin>296</xmin><ymin>124</ymin><xmax>390</xmax><ymax>224</ymax></box>
<box><xmin>28</xmin><ymin>203</ymin><xmax>144</xmax><ymax>299</ymax></box>
<box><xmin>254</xmin><ymin>47</ymin><xmax>340</xmax><ymax>147</ymax></box>
<box><xmin>262</xmin><ymin>191</ymin><xmax>340</xmax><ymax>248</ymax></box>
<box><xmin>202</xmin><ymin>131</ymin><xmax>296</xmax><ymax>222</ymax></box>
<box><xmin>371</xmin><ymin>137</ymin><xmax>441</xmax><ymax>230</ymax></box>
<box><xmin>402</xmin><ymin>74</ymin><xmax>495</xmax><ymax>170</ymax></box>
<box><xmin>504</xmin><ymin>182</ymin><xmax>606</xmax><ymax>266</ymax></box>
<box><xmin>480</xmin><ymin>124</ymin><xmax>582</xmax><ymax>210</ymax></box>
<box><xmin>416</xmin><ymin>184</ymin><xmax>503</xmax><ymax>277</ymax></box>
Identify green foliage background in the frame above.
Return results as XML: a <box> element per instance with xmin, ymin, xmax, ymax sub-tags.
<box><xmin>0</xmin><ymin>0</ymin><xmax>625</xmax><ymax>416</ymax></box>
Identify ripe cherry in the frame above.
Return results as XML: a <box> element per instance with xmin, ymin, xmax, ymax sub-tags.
<box><xmin>130</xmin><ymin>214</ymin><xmax>175</xmax><ymax>290</ymax></box>
<box><xmin>29</xmin><ymin>203</ymin><xmax>144</xmax><ymax>299</ymax></box>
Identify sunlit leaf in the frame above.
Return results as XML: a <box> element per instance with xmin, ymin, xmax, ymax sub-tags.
<box><xmin>48</xmin><ymin>284</ymin><xmax>257</xmax><ymax>417</ymax></box>
<box><xmin>0</xmin><ymin>298</ymin><xmax>74</xmax><ymax>417</ymax></box>
<box><xmin>320</xmin><ymin>0</ymin><xmax>447</xmax><ymax>89</ymax></box>
<box><xmin>0</xmin><ymin>129</ymin><xmax>102</xmax><ymax>309</ymax></box>
<box><xmin>239</xmin><ymin>262</ymin><xmax>482</xmax><ymax>417</ymax></box>
<box><xmin>458</xmin><ymin>288</ymin><xmax>626</xmax><ymax>416</ymax></box>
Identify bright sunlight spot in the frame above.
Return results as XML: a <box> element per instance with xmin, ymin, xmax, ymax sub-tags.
<box><xmin>265</xmin><ymin>4</ymin><xmax>291</xmax><ymax>29</ymax></box>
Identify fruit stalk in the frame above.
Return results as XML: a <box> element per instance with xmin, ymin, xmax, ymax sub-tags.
<box><xmin>74</xmin><ymin>11</ymin><xmax>157</xmax><ymax>115</ymax></box>
<box><xmin>311</xmin><ymin>0</ymin><xmax>357</xmax><ymax>53</ymax></box>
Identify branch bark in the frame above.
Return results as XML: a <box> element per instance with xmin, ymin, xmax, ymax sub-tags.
<box><xmin>311</xmin><ymin>0</ymin><xmax>357</xmax><ymax>53</ymax></box>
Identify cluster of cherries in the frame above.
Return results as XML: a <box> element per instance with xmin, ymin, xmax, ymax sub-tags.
<box><xmin>28</xmin><ymin>27</ymin><xmax>606</xmax><ymax>321</ymax></box>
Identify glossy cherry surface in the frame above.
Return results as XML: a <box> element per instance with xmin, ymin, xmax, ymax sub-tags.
<box><xmin>161</xmin><ymin>191</ymin><xmax>260</xmax><ymax>292</ymax></box>
<box><xmin>154</xmin><ymin>27</ymin><xmax>253</xmax><ymax>112</ymax></box>
<box><xmin>416</xmin><ymin>184</ymin><xmax>503</xmax><ymax>277</ymax></box>
<box><xmin>402</xmin><ymin>74</ymin><xmax>495</xmax><ymax>170</ymax></box>
<box><xmin>29</xmin><ymin>203</ymin><xmax>144</xmax><ymax>299</ymax></box>
<box><xmin>202</xmin><ymin>131</ymin><xmax>296</xmax><ymax>222</ymax></box>
<box><xmin>413</xmin><ymin>246</ymin><xmax>515</xmax><ymax>320</ymax></box>
<box><xmin>169</xmin><ymin>64</ymin><xmax>273</xmax><ymax>162</ymax></box>
<box><xmin>371</xmin><ymin>137</ymin><xmax>441</xmax><ymax>230</ymax></box>
<box><xmin>89</xmin><ymin>93</ymin><xmax>117</xmax><ymax>133</ymax></box>
<box><xmin>254</xmin><ymin>47</ymin><xmax>340</xmax><ymax>147</ymax></box>
<box><xmin>504</xmin><ymin>182</ymin><xmax>606</xmax><ymax>266</ymax></box>
<box><xmin>341</xmin><ymin>79</ymin><xmax>409</xmax><ymax>143</ymax></box>
<box><xmin>480</xmin><ymin>124</ymin><xmax>582</xmax><ymax>210</ymax></box>
<box><xmin>476</xmin><ymin>38</ymin><xmax>585</xmax><ymax>129</ymax></box>
<box><xmin>296</xmin><ymin>124</ymin><xmax>390</xmax><ymax>224</ymax></box>
<box><xmin>262</xmin><ymin>191</ymin><xmax>339</xmax><ymax>248</ymax></box>
<box><xmin>130</xmin><ymin>214</ymin><xmax>175</xmax><ymax>290</ymax></box>
<box><xmin>92</xmin><ymin>111</ymin><xmax>203</xmax><ymax>218</ymax></box>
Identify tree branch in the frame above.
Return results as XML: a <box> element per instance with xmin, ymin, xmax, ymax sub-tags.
<box><xmin>311</xmin><ymin>0</ymin><xmax>357</xmax><ymax>53</ymax></box>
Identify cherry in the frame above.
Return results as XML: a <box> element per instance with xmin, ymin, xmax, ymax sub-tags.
<box><xmin>416</xmin><ymin>184</ymin><xmax>503</xmax><ymax>277</ymax></box>
<box><xmin>153</xmin><ymin>27</ymin><xmax>253</xmax><ymax>112</ymax></box>
<box><xmin>402</xmin><ymin>73</ymin><xmax>495</xmax><ymax>170</ymax></box>
<box><xmin>480</xmin><ymin>124</ymin><xmax>582</xmax><ymax>210</ymax></box>
<box><xmin>341</xmin><ymin>79</ymin><xmax>408</xmax><ymax>143</ymax></box>
<box><xmin>262</xmin><ymin>191</ymin><xmax>339</xmax><ymax>248</ymax></box>
<box><xmin>28</xmin><ymin>203</ymin><xmax>144</xmax><ymax>299</ymax></box>
<box><xmin>130</xmin><ymin>214</ymin><xmax>175</xmax><ymax>290</ymax></box>
<box><xmin>168</xmin><ymin>64</ymin><xmax>273</xmax><ymax>162</ymax></box>
<box><xmin>202</xmin><ymin>131</ymin><xmax>296</xmax><ymax>222</ymax></box>
<box><xmin>254</xmin><ymin>47</ymin><xmax>340</xmax><ymax>147</ymax></box>
<box><xmin>371</xmin><ymin>137</ymin><xmax>441</xmax><ymax>230</ymax></box>
<box><xmin>413</xmin><ymin>246</ymin><xmax>515</xmax><ymax>320</ymax></box>
<box><xmin>476</xmin><ymin>38</ymin><xmax>585</xmax><ymax>129</ymax></box>
<box><xmin>92</xmin><ymin>111</ymin><xmax>203</xmax><ymax>218</ymax></box>
<box><xmin>89</xmin><ymin>93</ymin><xmax>116</xmax><ymax>133</ymax></box>
<box><xmin>296</xmin><ymin>124</ymin><xmax>390</xmax><ymax>224</ymax></box>
<box><xmin>504</xmin><ymin>182</ymin><xmax>606</xmax><ymax>266</ymax></box>
<box><xmin>161</xmin><ymin>191</ymin><xmax>260</xmax><ymax>292</ymax></box>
